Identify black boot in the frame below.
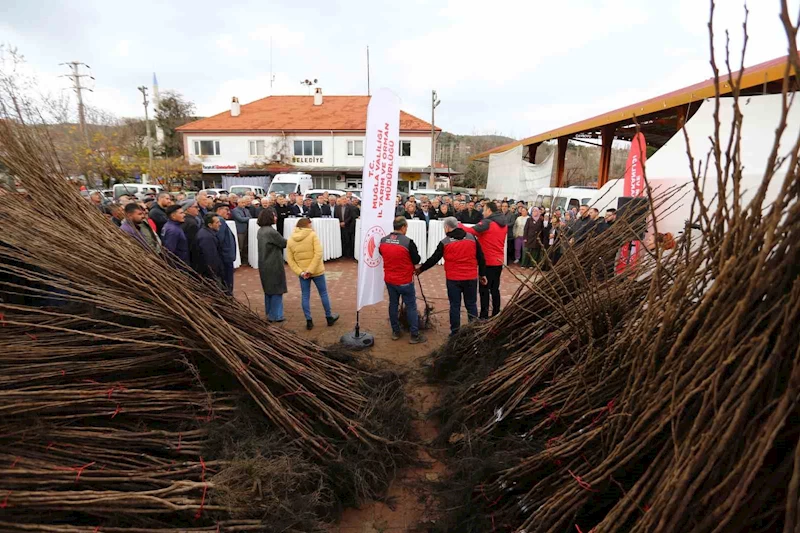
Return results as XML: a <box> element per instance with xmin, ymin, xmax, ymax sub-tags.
<box><xmin>326</xmin><ymin>313</ymin><xmax>339</xmax><ymax>326</ymax></box>
<box><xmin>306</xmin><ymin>319</ymin><xmax>314</xmax><ymax>330</ymax></box>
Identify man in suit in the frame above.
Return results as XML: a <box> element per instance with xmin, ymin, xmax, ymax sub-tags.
<box><xmin>403</xmin><ymin>201</ymin><xmax>421</xmax><ymax>220</ymax></box>
<box><xmin>419</xmin><ymin>200</ymin><xmax>436</xmax><ymax>225</ymax></box>
<box><xmin>395</xmin><ymin>195</ymin><xmax>406</xmax><ymax>217</ymax></box>
<box><xmin>334</xmin><ymin>197</ymin><xmax>356</xmax><ymax>258</ymax></box>
<box><xmin>290</xmin><ymin>196</ymin><xmax>303</xmax><ymax>216</ymax></box>
<box><xmin>298</xmin><ymin>197</ymin><xmax>313</xmax><ymax>217</ymax></box>
<box><xmin>231</xmin><ymin>197</ymin><xmax>252</xmax><ymax>261</ymax></box>
<box><xmin>309</xmin><ymin>195</ymin><xmax>332</xmax><ymax>218</ymax></box>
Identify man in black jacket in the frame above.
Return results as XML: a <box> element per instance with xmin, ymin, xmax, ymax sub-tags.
<box><xmin>180</xmin><ymin>200</ymin><xmax>203</xmax><ymax>271</ymax></box>
<box><xmin>290</xmin><ymin>196</ymin><xmax>303</xmax><ymax>216</ymax></box>
<box><xmin>195</xmin><ymin>213</ymin><xmax>224</xmax><ymax>283</ymax></box>
<box><xmin>149</xmin><ymin>192</ymin><xmax>172</xmax><ymax>235</ymax></box>
<box><xmin>274</xmin><ymin>195</ymin><xmax>293</xmax><ymax>235</ymax></box>
<box><xmin>334</xmin><ymin>196</ymin><xmax>356</xmax><ymax>258</ymax></box>
<box><xmin>460</xmin><ymin>201</ymin><xmax>483</xmax><ymax>224</ymax></box>
<box><xmin>309</xmin><ymin>196</ymin><xmax>332</xmax><ymax>218</ymax></box>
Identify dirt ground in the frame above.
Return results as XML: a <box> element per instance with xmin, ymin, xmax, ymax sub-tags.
<box><xmin>234</xmin><ymin>260</ymin><xmax>523</xmax><ymax>532</ymax></box>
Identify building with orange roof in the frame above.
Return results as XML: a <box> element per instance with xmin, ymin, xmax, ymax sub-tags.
<box><xmin>177</xmin><ymin>89</ymin><xmax>448</xmax><ymax>192</ymax></box>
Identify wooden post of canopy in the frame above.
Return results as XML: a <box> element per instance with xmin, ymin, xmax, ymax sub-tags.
<box><xmin>555</xmin><ymin>136</ymin><xmax>568</xmax><ymax>187</ymax></box>
<box><xmin>598</xmin><ymin>124</ymin><xmax>616</xmax><ymax>187</ymax></box>
<box><xmin>528</xmin><ymin>142</ymin><xmax>540</xmax><ymax>163</ymax></box>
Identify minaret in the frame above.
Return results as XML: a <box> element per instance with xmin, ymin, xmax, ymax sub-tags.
<box><xmin>152</xmin><ymin>73</ymin><xmax>164</xmax><ymax>144</ymax></box>
<box><xmin>152</xmin><ymin>72</ymin><xmax>161</xmax><ymax>107</ymax></box>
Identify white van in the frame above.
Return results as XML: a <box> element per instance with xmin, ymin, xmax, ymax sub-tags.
<box><xmin>229</xmin><ymin>185</ymin><xmax>267</xmax><ymax>197</ymax></box>
<box><xmin>533</xmin><ymin>186</ymin><xmax>597</xmax><ymax>212</ymax></box>
<box><xmin>112</xmin><ymin>183</ymin><xmax>164</xmax><ymax>201</ymax></box>
<box><xmin>589</xmin><ymin>179</ymin><xmax>625</xmax><ymax>212</ymax></box>
<box><xmin>268</xmin><ymin>173</ymin><xmax>313</xmax><ymax>196</ymax></box>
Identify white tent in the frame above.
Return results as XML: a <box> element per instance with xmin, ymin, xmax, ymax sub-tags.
<box><xmin>644</xmin><ymin>93</ymin><xmax>800</xmax><ymax>236</ymax></box>
<box><xmin>485</xmin><ymin>145</ymin><xmax>553</xmax><ymax>200</ymax></box>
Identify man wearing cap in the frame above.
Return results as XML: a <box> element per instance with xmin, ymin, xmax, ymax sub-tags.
<box><xmin>161</xmin><ymin>205</ymin><xmax>190</xmax><ymax>265</ymax></box>
<box><xmin>417</xmin><ymin>216</ymin><xmax>487</xmax><ymax>336</ymax></box>
<box><xmin>180</xmin><ymin>200</ymin><xmax>203</xmax><ymax>273</ymax></box>
<box><xmin>379</xmin><ymin>217</ymin><xmax>426</xmax><ymax>344</ymax></box>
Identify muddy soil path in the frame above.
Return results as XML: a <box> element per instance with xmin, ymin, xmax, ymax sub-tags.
<box><xmin>233</xmin><ymin>261</ymin><xmax>522</xmax><ymax>532</ymax></box>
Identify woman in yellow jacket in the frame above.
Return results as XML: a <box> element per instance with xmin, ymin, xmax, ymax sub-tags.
<box><xmin>286</xmin><ymin>218</ymin><xmax>339</xmax><ymax>330</ymax></box>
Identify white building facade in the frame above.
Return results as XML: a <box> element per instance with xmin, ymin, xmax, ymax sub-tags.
<box><xmin>178</xmin><ymin>92</ymin><xmax>449</xmax><ymax>192</ymax></box>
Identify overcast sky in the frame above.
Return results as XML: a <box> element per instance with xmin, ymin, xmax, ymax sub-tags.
<box><xmin>1</xmin><ymin>0</ymin><xmax>797</xmax><ymax>138</ymax></box>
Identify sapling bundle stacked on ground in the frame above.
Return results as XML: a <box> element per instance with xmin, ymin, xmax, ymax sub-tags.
<box><xmin>0</xmin><ymin>78</ymin><xmax>414</xmax><ymax>531</ymax></box>
<box><xmin>424</xmin><ymin>4</ymin><xmax>800</xmax><ymax>532</ymax></box>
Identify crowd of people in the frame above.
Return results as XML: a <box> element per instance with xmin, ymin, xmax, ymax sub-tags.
<box><xmin>94</xmin><ymin>187</ymin><xmax>621</xmax><ymax>338</ymax></box>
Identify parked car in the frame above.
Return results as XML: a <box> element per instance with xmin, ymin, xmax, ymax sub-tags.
<box><xmin>199</xmin><ymin>188</ymin><xmax>228</xmax><ymax>199</ymax></box>
<box><xmin>229</xmin><ymin>185</ymin><xmax>266</xmax><ymax>197</ymax></box>
<box><xmin>409</xmin><ymin>188</ymin><xmax>450</xmax><ymax>200</ymax></box>
<box><xmin>112</xmin><ymin>183</ymin><xmax>165</xmax><ymax>201</ymax></box>
<box><xmin>80</xmin><ymin>189</ymin><xmax>111</xmax><ymax>205</ymax></box>
<box><xmin>304</xmin><ymin>189</ymin><xmax>348</xmax><ymax>200</ymax></box>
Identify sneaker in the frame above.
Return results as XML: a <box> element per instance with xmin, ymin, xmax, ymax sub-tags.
<box><xmin>326</xmin><ymin>313</ymin><xmax>340</xmax><ymax>326</ymax></box>
<box><xmin>306</xmin><ymin>320</ymin><xmax>314</xmax><ymax>330</ymax></box>
<box><xmin>409</xmin><ymin>334</ymin><xmax>427</xmax><ymax>344</ymax></box>
<box><xmin>513</xmin><ymin>259</ymin><xmax>520</xmax><ymax>264</ymax></box>
<box><xmin>391</xmin><ymin>331</ymin><xmax>401</xmax><ymax>341</ymax></box>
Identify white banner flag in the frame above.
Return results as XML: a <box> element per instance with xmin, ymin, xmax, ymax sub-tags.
<box><xmin>357</xmin><ymin>88</ymin><xmax>400</xmax><ymax>311</ymax></box>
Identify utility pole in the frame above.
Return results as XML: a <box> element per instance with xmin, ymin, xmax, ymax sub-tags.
<box><xmin>137</xmin><ymin>86</ymin><xmax>154</xmax><ymax>185</ymax></box>
<box><xmin>270</xmin><ymin>37</ymin><xmax>275</xmax><ymax>93</ymax></box>
<box><xmin>60</xmin><ymin>61</ymin><xmax>93</xmax><ymax>144</ymax></box>
<box><xmin>430</xmin><ymin>90</ymin><xmax>441</xmax><ymax>184</ymax></box>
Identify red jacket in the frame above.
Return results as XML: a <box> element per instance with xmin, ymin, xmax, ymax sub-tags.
<box><xmin>420</xmin><ymin>228</ymin><xmax>486</xmax><ymax>281</ymax></box>
<box><xmin>379</xmin><ymin>232</ymin><xmax>421</xmax><ymax>286</ymax></box>
<box><xmin>462</xmin><ymin>213</ymin><xmax>507</xmax><ymax>267</ymax></box>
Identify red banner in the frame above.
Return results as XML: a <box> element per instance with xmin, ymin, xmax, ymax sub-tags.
<box><xmin>616</xmin><ymin>132</ymin><xmax>647</xmax><ymax>274</ymax></box>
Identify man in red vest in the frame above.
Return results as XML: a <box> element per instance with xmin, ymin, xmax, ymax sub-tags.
<box><xmin>462</xmin><ymin>201</ymin><xmax>508</xmax><ymax>319</ymax></box>
<box><xmin>379</xmin><ymin>217</ymin><xmax>426</xmax><ymax>344</ymax></box>
<box><xmin>417</xmin><ymin>217</ymin><xmax>487</xmax><ymax>336</ymax></box>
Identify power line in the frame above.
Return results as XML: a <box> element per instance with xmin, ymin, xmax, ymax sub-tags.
<box><xmin>59</xmin><ymin>61</ymin><xmax>93</xmax><ymax>142</ymax></box>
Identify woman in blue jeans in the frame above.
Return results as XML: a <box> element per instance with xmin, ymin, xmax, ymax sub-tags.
<box><xmin>257</xmin><ymin>209</ymin><xmax>287</xmax><ymax>322</ymax></box>
<box><xmin>286</xmin><ymin>217</ymin><xmax>339</xmax><ymax>330</ymax></box>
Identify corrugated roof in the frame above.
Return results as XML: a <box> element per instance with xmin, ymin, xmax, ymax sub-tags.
<box><xmin>473</xmin><ymin>55</ymin><xmax>797</xmax><ymax>160</ymax></box>
<box><xmin>177</xmin><ymin>95</ymin><xmax>438</xmax><ymax>133</ymax></box>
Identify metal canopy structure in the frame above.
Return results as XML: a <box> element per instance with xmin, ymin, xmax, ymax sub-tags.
<box><xmin>473</xmin><ymin>55</ymin><xmax>798</xmax><ymax>187</ymax></box>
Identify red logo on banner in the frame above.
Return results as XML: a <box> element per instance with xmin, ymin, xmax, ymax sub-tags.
<box><xmin>363</xmin><ymin>226</ymin><xmax>385</xmax><ymax>268</ymax></box>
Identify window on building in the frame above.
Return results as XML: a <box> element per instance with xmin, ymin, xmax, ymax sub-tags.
<box><xmin>294</xmin><ymin>140</ymin><xmax>323</xmax><ymax>156</ymax></box>
<box><xmin>314</xmin><ymin>176</ymin><xmax>336</xmax><ymax>189</ymax></box>
<box><xmin>249</xmin><ymin>140</ymin><xmax>265</xmax><ymax>156</ymax></box>
<box><xmin>347</xmin><ymin>140</ymin><xmax>364</xmax><ymax>156</ymax></box>
<box><xmin>399</xmin><ymin>140</ymin><xmax>412</xmax><ymax>157</ymax></box>
<box><xmin>194</xmin><ymin>140</ymin><xmax>220</xmax><ymax>156</ymax></box>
